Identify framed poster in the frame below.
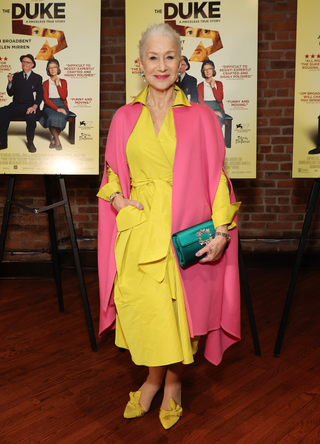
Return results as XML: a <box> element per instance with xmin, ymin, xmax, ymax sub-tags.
<box><xmin>0</xmin><ymin>0</ymin><xmax>100</xmax><ymax>175</ymax></box>
<box><xmin>125</xmin><ymin>0</ymin><xmax>258</xmax><ymax>178</ymax></box>
<box><xmin>293</xmin><ymin>0</ymin><xmax>320</xmax><ymax>177</ymax></box>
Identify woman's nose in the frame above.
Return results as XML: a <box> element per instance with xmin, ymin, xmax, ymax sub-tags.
<box><xmin>158</xmin><ymin>58</ymin><xmax>166</xmax><ymax>71</ymax></box>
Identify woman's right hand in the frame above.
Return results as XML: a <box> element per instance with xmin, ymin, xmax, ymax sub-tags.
<box><xmin>57</xmin><ymin>108</ymin><xmax>67</xmax><ymax>115</ymax></box>
<box><xmin>112</xmin><ymin>194</ymin><xmax>143</xmax><ymax>212</ymax></box>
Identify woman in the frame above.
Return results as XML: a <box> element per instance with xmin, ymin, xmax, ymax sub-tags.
<box><xmin>40</xmin><ymin>59</ymin><xmax>69</xmax><ymax>150</ymax></box>
<box><xmin>176</xmin><ymin>56</ymin><xmax>198</xmax><ymax>103</ymax></box>
<box><xmin>197</xmin><ymin>60</ymin><xmax>225</xmax><ymax>127</ymax></box>
<box><xmin>98</xmin><ymin>24</ymin><xmax>240</xmax><ymax>430</ymax></box>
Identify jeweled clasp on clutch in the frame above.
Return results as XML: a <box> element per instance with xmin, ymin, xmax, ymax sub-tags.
<box><xmin>197</xmin><ymin>228</ymin><xmax>213</xmax><ymax>246</ymax></box>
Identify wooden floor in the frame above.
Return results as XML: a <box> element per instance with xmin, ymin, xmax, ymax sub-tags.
<box><xmin>1</xmin><ymin>266</ymin><xmax>320</xmax><ymax>443</ymax></box>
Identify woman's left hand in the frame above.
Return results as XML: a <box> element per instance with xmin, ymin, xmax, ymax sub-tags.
<box><xmin>196</xmin><ymin>237</ymin><xmax>227</xmax><ymax>263</ymax></box>
<box><xmin>57</xmin><ymin>108</ymin><xmax>67</xmax><ymax>115</ymax></box>
<box><xmin>55</xmin><ymin>77</ymin><xmax>60</xmax><ymax>86</ymax></box>
<box><xmin>196</xmin><ymin>225</ymin><xmax>229</xmax><ymax>263</ymax></box>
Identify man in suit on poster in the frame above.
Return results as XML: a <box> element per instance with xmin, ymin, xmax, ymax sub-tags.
<box><xmin>176</xmin><ymin>56</ymin><xmax>198</xmax><ymax>103</ymax></box>
<box><xmin>0</xmin><ymin>54</ymin><xmax>43</xmax><ymax>153</ymax></box>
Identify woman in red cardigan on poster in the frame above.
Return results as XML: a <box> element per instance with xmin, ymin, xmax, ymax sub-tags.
<box><xmin>40</xmin><ymin>58</ymin><xmax>69</xmax><ymax>150</ymax></box>
<box><xmin>197</xmin><ymin>60</ymin><xmax>225</xmax><ymax>127</ymax></box>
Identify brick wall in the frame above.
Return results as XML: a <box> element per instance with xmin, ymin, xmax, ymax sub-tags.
<box><xmin>0</xmin><ymin>0</ymin><xmax>319</xmax><ymax>262</ymax></box>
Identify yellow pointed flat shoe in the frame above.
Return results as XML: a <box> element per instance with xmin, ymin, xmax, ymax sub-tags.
<box><xmin>159</xmin><ymin>398</ymin><xmax>183</xmax><ymax>430</ymax></box>
<box><xmin>123</xmin><ymin>391</ymin><xmax>146</xmax><ymax>419</ymax></box>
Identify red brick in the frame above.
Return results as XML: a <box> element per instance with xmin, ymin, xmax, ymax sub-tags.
<box><xmin>1</xmin><ymin>0</ymin><xmax>318</xmax><ymax>259</ymax></box>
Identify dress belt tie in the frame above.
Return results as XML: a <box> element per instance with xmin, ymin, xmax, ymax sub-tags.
<box><xmin>131</xmin><ymin>173</ymin><xmax>173</xmax><ymax>283</ymax></box>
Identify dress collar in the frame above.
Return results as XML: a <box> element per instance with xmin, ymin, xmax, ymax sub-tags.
<box><xmin>131</xmin><ymin>85</ymin><xmax>191</xmax><ymax>108</ymax></box>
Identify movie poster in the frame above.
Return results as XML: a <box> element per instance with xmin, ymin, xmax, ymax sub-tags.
<box><xmin>292</xmin><ymin>0</ymin><xmax>320</xmax><ymax>177</ymax></box>
<box><xmin>0</xmin><ymin>0</ymin><xmax>100</xmax><ymax>175</ymax></box>
<box><xmin>125</xmin><ymin>0</ymin><xmax>258</xmax><ymax>178</ymax></box>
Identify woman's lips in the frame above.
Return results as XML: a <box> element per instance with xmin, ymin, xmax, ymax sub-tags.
<box><xmin>154</xmin><ymin>75</ymin><xmax>170</xmax><ymax>79</ymax></box>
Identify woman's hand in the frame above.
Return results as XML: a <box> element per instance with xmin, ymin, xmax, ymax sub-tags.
<box><xmin>215</xmin><ymin>111</ymin><xmax>222</xmax><ymax>118</ymax></box>
<box><xmin>196</xmin><ymin>225</ymin><xmax>228</xmax><ymax>263</ymax></box>
<box><xmin>111</xmin><ymin>194</ymin><xmax>143</xmax><ymax>212</ymax></box>
<box><xmin>57</xmin><ymin>108</ymin><xmax>67</xmax><ymax>115</ymax></box>
<box><xmin>210</xmin><ymin>79</ymin><xmax>216</xmax><ymax>89</ymax></box>
<box><xmin>55</xmin><ymin>77</ymin><xmax>60</xmax><ymax>86</ymax></box>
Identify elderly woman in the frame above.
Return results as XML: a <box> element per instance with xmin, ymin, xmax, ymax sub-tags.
<box><xmin>98</xmin><ymin>23</ymin><xmax>240</xmax><ymax>430</ymax></box>
<box><xmin>40</xmin><ymin>59</ymin><xmax>69</xmax><ymax>150</ymax></box>
<box><xmin>197</xmin><ymin>60</ymin><xmax>225</xmax><ymax>127</ymax></box>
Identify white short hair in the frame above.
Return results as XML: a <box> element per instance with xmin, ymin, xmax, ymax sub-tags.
<box><xmin>139</xmin><ymin>23</ymin><xmax>182</xmax><ymax>59</ymax></box>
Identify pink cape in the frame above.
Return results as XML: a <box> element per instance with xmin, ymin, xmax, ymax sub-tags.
<box><xmin>98</xmin><ymin>101</ymin><xmax>241</xmax><ymax>365</ymax></box>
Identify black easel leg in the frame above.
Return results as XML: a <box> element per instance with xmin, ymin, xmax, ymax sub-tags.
<box><xmin>238</xmin><ymin>235</ymin><xmax>261</xmax><ymax>356</ymax></box>
<box><xmin>274</xmin><ymin>178</ymin><xmax>320</xmax><ymax>357</ymax></box>
<box><xmin>44</xmin><ymin>176</ymin><xmax>64</xmax><ymax>312</ymax></box>
<box><xmin>59</xmin><ymin>176</ymin><xmax>97</xmax><ymax>351</ymax></box>
<box><xmin>0</xmin><ymin>175</ymin><xmax>16</xmax><ymax>271</ymax></box>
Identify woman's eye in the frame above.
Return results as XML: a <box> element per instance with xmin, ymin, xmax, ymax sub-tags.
<box><xmin>203</xmin><ymin>29</ymin><xmax>210</xmax><ymax>35</ymax></box>
<box><xmin>167</xmin><ymin>56</ymin><xmax>174</xmax><ymax>60</ymax></box>
<box><xmin>150</xmin><ymin>56</ymin><xmax>157</xmax><ymax>60</ymax></box>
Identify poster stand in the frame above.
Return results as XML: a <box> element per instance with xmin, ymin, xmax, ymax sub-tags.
<box><xmin>274</xmin><ymin>177</ymin><xmax>320</xmax><ymax>357</ymax></box>
<box><xmin>238</xmin><ymin>236</ymin><xmax>261</xmax><ymax>356</ymax></box>
<box><xmin>0</xmin><ymin>174</ymin><xmax>97</xmax><ymax>352</ymax></box>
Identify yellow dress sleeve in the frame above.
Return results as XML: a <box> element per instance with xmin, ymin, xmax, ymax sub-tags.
<box><xmin>212</xmin><ymin>170</ymin><xmax>241</xmax><ymax>230</ymax></box>
<box><xmin>97</xmin><ymin>165</ymin><xmax>123</xmax><ymax>202</ymax></box>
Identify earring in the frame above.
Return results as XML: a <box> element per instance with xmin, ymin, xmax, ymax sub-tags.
<box><xmin>141</xmin><ymin>72</ymin><xmax>146</xmax><ymax>82</ymax></box>
<box><xmin>178</xmin><ymin>72</ymin><xmax>181</xmax><ymax>76</ymax></box>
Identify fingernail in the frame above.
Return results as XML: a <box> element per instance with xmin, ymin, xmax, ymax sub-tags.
<box><xmin>196</xmin><ymin>252</ymin><xmax>200</xmax><ymax>256</ymax></box>
<box><xmin>138</xmin><ymin>205</ymin><xmax>143</xmax><ymax>209</ymax></box>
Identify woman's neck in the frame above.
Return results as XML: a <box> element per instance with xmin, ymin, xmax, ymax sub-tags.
<box><xmin>146</xmin><ymin>86</ymin><xmax>176</xmax><ymax>109</ymax></box>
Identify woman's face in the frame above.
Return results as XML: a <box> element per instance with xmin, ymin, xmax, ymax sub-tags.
<box><xmin>139</xmin><ymin>35</ymin><xmax>180</xmax><ymax>93</ymax></box>
<box><xmin>203</xmin><ymin>64</ymin><xmax>214</xmax><ymax>79</ymax></box>
<box><xmin>48</xmin><ymin>63</ymin><xmax>59</xmax><ymax>77</ymax></box>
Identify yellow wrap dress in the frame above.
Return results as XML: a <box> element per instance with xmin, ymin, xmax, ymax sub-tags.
<box><xmin>98</xmin><ymin>86</ymin><xmax>239</xmax><ymax>367</ymax></box>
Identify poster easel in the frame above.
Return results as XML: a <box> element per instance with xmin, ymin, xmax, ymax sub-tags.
<box><xmin>238</xmin><ymin>236</ymin><xmax>261</xmax><ymax>356</ymax></box>
<box><xmin>0</xmin><ymin>174</ymin><xmax>97</xmax><ymax>352</ymax></box>
<box><xmin>274</xmin><ymin>177</ymin><xmax>320</xmax><ymax>357</ymax></box>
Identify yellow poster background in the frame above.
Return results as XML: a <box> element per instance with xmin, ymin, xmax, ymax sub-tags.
<box><xmin>293</xmin><ymin>0</ymin><xmax>320</xmax><ymax>177</ymax></box>
<box><xmin>125</xmin><ymin>0</ymin><xmax>258</xmax><ymax>178</ymax></box>
<box><xmin>0</xmin><ymin>0</ymin><xmax>100</xmax><ymax>175</ymax></box>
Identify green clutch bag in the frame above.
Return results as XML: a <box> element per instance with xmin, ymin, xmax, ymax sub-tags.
<box><xmin>172</xmin><ymin>220</ymin><xmax>216</xmax><ymax>268</ymax></box>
